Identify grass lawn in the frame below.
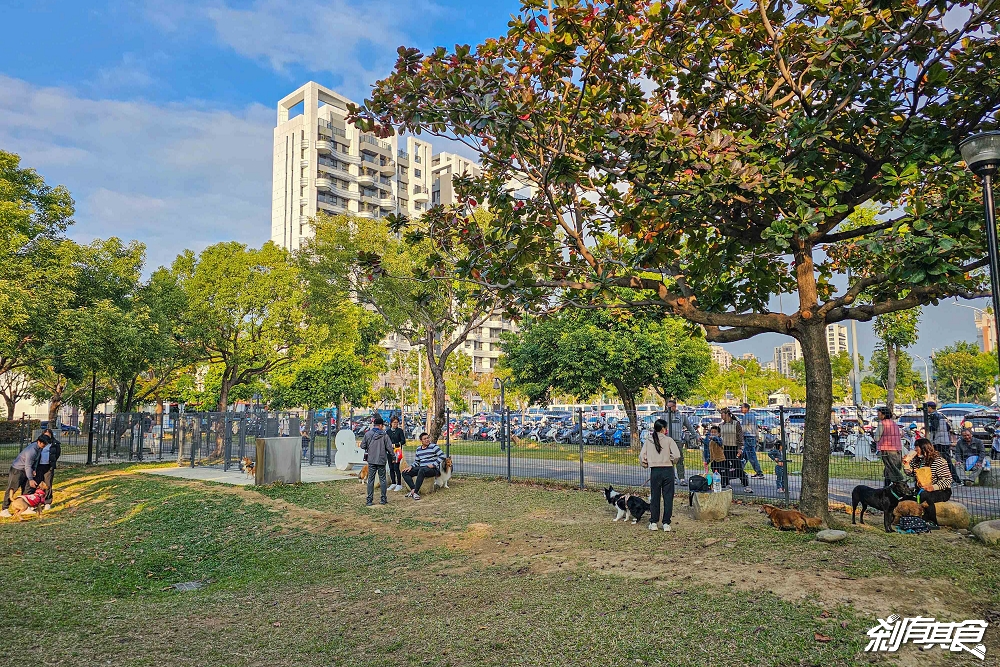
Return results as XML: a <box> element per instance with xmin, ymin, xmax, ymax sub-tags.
<box><xmin>1</xmin><ymin>464</ymin><xmax>997</xmax><ymax>666</ymax></box>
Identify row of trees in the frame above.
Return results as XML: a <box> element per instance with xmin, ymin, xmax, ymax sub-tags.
<box><xmin>0</xmin><ymin>150</ymin><xmax>383</xmax><ymax>422</ymax></box>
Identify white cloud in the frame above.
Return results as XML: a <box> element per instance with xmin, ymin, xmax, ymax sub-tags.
<box><xmin>0</xmin><ymin>75</ymin><xmax>273</xmax><ymax>270</ymax></box>
<box><xmin>199</xmin><ymin>0</ymin><xmax>442</xmax><ymax>99</ymax></box>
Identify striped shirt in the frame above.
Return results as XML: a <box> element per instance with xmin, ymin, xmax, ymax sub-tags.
<box><xmin>909</xmin><ymin>456</ymin><xmax>953</xmax><ymax>491</ymax></box>
<box><xmin>413</xmin><ymin>443</ymin><xmax>445</xmax><ymax>468</ymax></box>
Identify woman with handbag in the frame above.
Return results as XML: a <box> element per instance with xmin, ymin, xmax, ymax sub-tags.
<box><xmin>640</xmin><ymin>418</ymin><xmax>680</xmax><ymax>532</ymax></box>
<box><xmin>903</xmin><ymin>438</ymin><xmax>953</xmax><ymax>525</ymax></box>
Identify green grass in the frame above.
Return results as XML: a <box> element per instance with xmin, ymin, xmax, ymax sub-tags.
<box><xmin>1</xmin><ymin>465</ymin><xmax>997</xmax><ymax>666</ymax></box>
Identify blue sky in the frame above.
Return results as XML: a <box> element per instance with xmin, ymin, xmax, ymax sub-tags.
<box><xmin>0</xmin><ymin>0</ymin><xmax>987</xmax><ymax>367</ymax></box>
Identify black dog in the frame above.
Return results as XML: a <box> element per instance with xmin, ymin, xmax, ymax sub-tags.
<box><xmin>851</xmin><ymin>481</ymin><xmax>915</xmax><ymax>533</ymax></box>
<box><xmin>688</xmin><ymin>474</ymin><xmax>710</xmax><ymax>506</ymax></box>
<box><xmin>604</xmin><ymin>485</ymin><xmax>650</xmax><ymax>524</ymax></box>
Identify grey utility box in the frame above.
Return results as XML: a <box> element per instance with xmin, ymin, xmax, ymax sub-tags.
<box><xmin>255</xmin><ymin>437</ymin><xmax>301</xmax><ymax>485</ymax></box>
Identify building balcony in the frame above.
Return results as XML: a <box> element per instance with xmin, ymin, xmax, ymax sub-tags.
<box><xmin>360</xmin><ymin>133</ymin><xmax>391</xmax><ymax>151</ymax></box>
<box><xmin>412</xmin><ymin>190</ymin><xmax>429</xmax><ymax>203</ymax></box>
<box><xmin>317</xmin><ymin>199</ymin><xmax>348</xmax><ymax>215</ymax></box>
<box><xmin>329</xmin><ymin>184</ymin><xmax>357</xmax><ymax>200</ymax></box>
<box><xmin>374</xmin><ymin>178</ymin><xmax>392</xmax><ymax>192</ymax></box>
<box><xmin>315</xmin><ymin>177</ymin><xmax>333</xmax><ymax>190</ymax></box>
<box><xmin>378</xmin><ymin>161</ymin><xmax>395</xmax><ymax>176</ymax></box>
<box><xmin>317</xmin><ymin>161</ymin><xmax>350</xmax><ymax>178</ymax></box>
<box><xmin>315</xmin><ymin>140</ymin><xmax>333</xmax><ymax>154</ymax></box>
<box><xmin>357</xmin><ymin>174</ymin><xmax>375</xmax><ymax>187</ymax></box>
<box><xmin>357</xmin><ymin>210</ymin><xmax>375</xmax><ymax>219</ymax></box>
<box><xmin>300</xmin><ymin>160</ymin><xmax>309</xmax><ymax>168</ymax></box>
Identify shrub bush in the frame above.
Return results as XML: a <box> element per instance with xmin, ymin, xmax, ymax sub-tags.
<box><xmin>0</xmin><ymin>419</ymin><xmax>40</xmax><ymax>444</ymax></box>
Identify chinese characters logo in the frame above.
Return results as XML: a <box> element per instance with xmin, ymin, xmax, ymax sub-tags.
<box><xmin>865</xmin><ymin>614</ymin><xmax>988</xmax><ymax>660</ymax></box>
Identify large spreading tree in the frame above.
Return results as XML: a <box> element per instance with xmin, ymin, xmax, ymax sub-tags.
<box><xmin>301</xmin><ymin>213</ymin><xmax>500</xmax><ymax>442</ymax></box>
<box><xmin>354</xmin><ymin>0</ymin><xmax>1000</xmax><ymax>518</ymax></box>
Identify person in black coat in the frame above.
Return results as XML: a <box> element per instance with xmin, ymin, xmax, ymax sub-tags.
<box><xmin>35</xmin><ymin>428</ymin><xmax>62</xmax><ymax>509</ymax></box>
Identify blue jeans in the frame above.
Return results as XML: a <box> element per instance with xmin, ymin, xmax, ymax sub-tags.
<box><xmin>742</xmin><ymin>436</ymin><xmax>763</xmax><ymax>475</ymax></box>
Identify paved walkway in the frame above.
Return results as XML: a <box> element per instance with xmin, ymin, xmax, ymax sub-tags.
<box><xmin>141</xmin><ymin>464</ymin><xmax>356</xmax><ymax>486</ymax></box>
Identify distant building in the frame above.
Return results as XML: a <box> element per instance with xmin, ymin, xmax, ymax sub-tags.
<box><xmin>762</xmin><ymin>360</ymin><xmax>777</xmax><ymax>372</ymax></box>
<box><xmin>773</xmin><ymin>341</ymin><xmax>803</xmax><ymax>378</ymax></box>
<box><xmin>976</xmin><ymin>309</ymin><xmax>996</xmax><ymax>353</ymax></box>
<box><xmin>710</xmin><ymin>345</ymin><xmax>733</xmax><ymax>370</ymax></box>
<box><xmin>739</xmin><ymin>352</ymin><xmax>757</xmax><ymax>362</ymax></box>
<box><xmin>826</xmin><ymin>323</ymin><xmax>849</xmax><ymax>356</ymax></box>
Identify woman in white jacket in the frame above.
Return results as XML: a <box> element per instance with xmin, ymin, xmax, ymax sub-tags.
<box><xmin>641</xmin><ymin>418</ymin><xmax>680</xmax><ymax>532</ymax></box>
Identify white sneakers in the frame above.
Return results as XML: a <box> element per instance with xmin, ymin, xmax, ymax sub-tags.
<box><xmin>391</xmin><ymin>484</ymin><xmax>405</xmax><ymax>492</ymax></box>
<box><xmin>649</xmin><ymin>522</ymin><xmax>673</xmax><ymax>531</ymax></box>
<box><xmin>0</xmin><ymin>509</ymin><xmax>10</xmax><ymax>518</ymax></box>
<box><xmin>44</xmin><ymin>504</ymin><xmax>52</xmax><ymax>511</ymax></box>
<box><xmin>648</xmin><ymin>522</ymin><xmax>658</xmax><ymax>531</ymax></box>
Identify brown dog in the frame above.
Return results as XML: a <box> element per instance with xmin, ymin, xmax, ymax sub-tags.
<box><xmin>7</xmin><ymin>483</ymin><xmax>48</xmax><ymax>519</ymax></box>
<box><xmin>762</xmin><ymin>504</ymin><xmax>823</xmax><ymax>532</ymax></box>
<box><xmin>892</xmin><ymin>500</ymin><xmax>926</xmax><ymax>526</ymax></box>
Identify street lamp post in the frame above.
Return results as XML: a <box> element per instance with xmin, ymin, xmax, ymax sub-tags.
<box><xmin>911</xmin><ymin>353</ymin><xmax>932</xmax><ymax>401</ymax></box>
<box><xmin>959</xmin><ymin>131</ymin><xmax>1000</xmax><ymax>380</ymax></box>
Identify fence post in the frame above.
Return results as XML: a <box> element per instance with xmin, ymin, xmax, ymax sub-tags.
<box><xmin>445</xmin><ymin>407</ymin><xmax>450</xmax><ymax>458</ymax></box>
<box><xmin>921</xmin><ymin>401</ymin><xmax>930</xmax><ymax>441</ymax></box>
<box><xmin>506</xmin><ymin>407</ymin><xmax>512</xmax><ymax>482</ymax></box>
<box><xmin>329</xmin><ymin>406</ymin><xmax>338</xmax><ymax>467</ymax></box>
<box><xmin>307</xmin><ymin>410</ymin><xmax>315</xmax><ymax>465</ymax></box>
<box><xmin>578</xmin><ymin>407</ymin><xmax>584</xmax><ymax>490</ymax></box>
<box><xmin>191</xmin><ymin>416</ymin><xmax>197</xmax><ymax>468</ymax></box>
<box><xmin>158</xmin><ymin>417</ymin><xmax>164</xmax><ymax>460</ymax></box>
<box><xmin>223</xmin><ymin>412</ymin><xmax>231</xmax><ymax>472</ymax></box>
<box><xmin>779</xmin><ymin>405</ymin><xmax>790</xmax><ymax>506</ymax></box>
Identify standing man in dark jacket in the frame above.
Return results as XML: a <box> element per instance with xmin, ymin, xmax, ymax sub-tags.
<box><xmin>2</xmin><ymin>434</ymin><xmax>49</xmax><ymax>517</ymax></box>
<box><xmin>35</xmin><ymin>428</ymin><xmax>62</xmax><ymax>510</ymax></box>
<box><xmin>664</xmin><ymin>399</ymin><xmax>698</xmax><ymax>486</ymax></box>
<box><xmin>926</xmin><ymin>402</ymin><xmax>959</xmax><ymax>480</ymax></box>
<box><xmin>360</xmin><ymin>415</ymin><xmax>393</xmax><ymax>506</ymax></box>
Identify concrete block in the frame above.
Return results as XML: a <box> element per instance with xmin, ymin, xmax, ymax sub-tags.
<box><xmin>692</xmin><ymin>489</ymin><xmax>732</xmax><ymax>521</ymax></box>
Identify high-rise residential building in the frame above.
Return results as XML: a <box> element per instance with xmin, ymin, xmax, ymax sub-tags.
<box><xmin>976</xmin><ymin>308</ymin><xmax>996</xmax><ymax>353</ymax></box>
<box><xmin>773</xmin><ymin>341</ymin><xmax>802</xmax><ymax>378</ymax></box>
<box><xmin>825</xmin><ymin>323</ymin><xmax>849</xmax><ymax>356</ymax></box>
<box><xmin>710</xmin><ymin>344</ymin><xmax>733</xmax><ymax>370</ymax></box>
<box><xmin>270</xmin><ymin>82</ymin><xmax>479</xmax><ymax>252</ymax></box>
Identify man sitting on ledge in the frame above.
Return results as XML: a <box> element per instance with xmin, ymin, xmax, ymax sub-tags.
<box><xmin>402</xmin><ymin>432</ymin><xmax>445</xmax><ymax>500</ymax></box>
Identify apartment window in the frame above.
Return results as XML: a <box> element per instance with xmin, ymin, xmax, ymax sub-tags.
<box><xmin>414</xmin><ymin>154</ymin><xmax>421</xmax><ymax>164</ymax></box>
<box><xmin>414</xmin><ymin>168</ymin><xmax>422</xmax><ymax>178</ymax></box>
<box><xmin>415</xmin><ymin>202</ymin><xmax>424</xmax><ymax>211</ymax></box>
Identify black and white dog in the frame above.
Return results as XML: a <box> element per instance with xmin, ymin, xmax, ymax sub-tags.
<box><xmin>604</xmin><ymin>485</ymin><xmax>650</xmax><ymax>524</ymax></box>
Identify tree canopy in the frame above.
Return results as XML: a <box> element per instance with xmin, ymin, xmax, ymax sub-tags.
<box><xmin>354</xmin><ymin>0</ymin><xmax>1000</xmax><ymax>517</ymax></box>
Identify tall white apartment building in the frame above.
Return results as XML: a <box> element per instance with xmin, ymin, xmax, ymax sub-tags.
<box><xmin>271</xmin><ymin>82</ymin><xmax>480</xmax><ymax>251</ymax></box>
<box><xmin>270</xmin><ymin>82</ymin><xmax>509</xmax><ymax>377</ymax></box>
<box><xmin>773</xmin><ymin>341</ymin><xmax>803</xmax><ymax>378</ymax></box>
<box><xmin>826</xmin><ymin>323</ymin><xmax>849</xmax><ymax>356</ymax></box>
<box><xmin>709</xmin><ymin>344</ymin><xmax>733</xmax><ymax>370</ymax></box>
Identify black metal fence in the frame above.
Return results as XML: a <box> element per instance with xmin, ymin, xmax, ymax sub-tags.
<box><xmin>3</xmin><ymin>406</ymin><xmax>999</xmax><ymax>521</ymax></box>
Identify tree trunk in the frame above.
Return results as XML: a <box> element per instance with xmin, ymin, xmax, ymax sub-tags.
<box><xmin>47</xmin><ymin>388</ymin><xmax>64</xmax><ymax>426</ymax></box>
<box><xmin>954</xmin><ymin>380</ymin><xmax>961</xmax><ymax>404</ymax></box>
<box><xmin>798</xmin><ymin>321</ymin><xmax>833</xmax><ymax>522</ymax></box>
<box><xmin>426</xmin><ymin>352</ymin><xmax>446</xmax><ymax>444</ymax></box>
<box><xmin>218</xmin><ymin>378</ymin><xmax>231</xmax><ymax>413</ymax></box>
<box><xmin>886</xmin><ymin>344</ymin><xmax>897</xmax><ymax>414</ymax></box>
<box><xmin>3</xmin><ymin>395</ymin><xmax>14</xmax><ymax>420</ymax></box>
<box><xmin>612</xmin><ymin>380</ymin><xmax>640</xmax><ymax>447</ymax></box>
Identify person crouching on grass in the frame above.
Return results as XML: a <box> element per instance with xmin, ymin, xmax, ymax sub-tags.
<box><xmin>640</xmin><ymin>418</ymin><xmax>680</xmax><ymax>531</ymax></box>
<box><xmin>402</xmin><ymin>433</ymin><xmax>444</xmax><ymax>500</ymax></box>
<box><xmin>360</xmin><ymin>415</ymin><xmax>393</xmax><ymax>507</ymax></box>
<box><xmin>2</xmin><ymin>434</ymin><xmax>49</xmax><ymax>518</ymax></box>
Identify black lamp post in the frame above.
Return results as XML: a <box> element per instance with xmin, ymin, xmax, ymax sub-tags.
<box><xmin>494</xmin><ymin>377</ymin><xmax>510</xmax><ymax>479</ymax></box>
<box><xmin>959</xmin><ymin>131</ymin><xmax>1000</xmax><ymax>379</ymax></box>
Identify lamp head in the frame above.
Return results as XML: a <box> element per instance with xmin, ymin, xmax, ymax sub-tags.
<box><xmin>959</xmin><ymin>131</ymin><xmax>1000</xmax><ymax>176</ymax></box>
<box><xmin>493</xmin><ymin>377</ymin><xmax>502</xmax><ymax>390</ymax></box>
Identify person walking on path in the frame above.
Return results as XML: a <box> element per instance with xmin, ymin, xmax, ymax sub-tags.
<box><xmin>873</xmin><ymin>407</ymin><xmax>905</xmax><ymax>486</ymax></box>
<box><xmin>738</xmin><ymin>403</ymin><xmax>765</xmax><ymax>478</ymax></box>
<box><xmin>2</xmin><ymin>434</ymin><xmax>49</xmax><ymax>517</ymax></box>
<box><xmin>926</xmin><ymin>402</ymin><xmax>959</xmax><ymax>480</ymax></box>
<box><xmin>360</xmin><ymin>415</ymin><xmax>393</xmax><ymax>506</ymax></box>
<box><xmin>640</xmin><ymin>418</ymin><xmax>680</xmax><ymax>532</ymax></box>
<box><xmin>719</xmin><ymin>408</ymin><xmax>751</xmax><ymax>492</ymax></box>
<box><xmin>402</xmin><ymin>433</ymin><xmax>445</xmax><ymax>500</ymax></box>
<box><xmin>663</xmin><ymin>399</ymin><xmax>698</xmax><ymax>487</ymax></box>
<box><xmin>386</xmin><ymin>416</ymin><xmax>407</xmax><ymax>492</ymax></box>
<box><xmin>34</xmin><ymin>428</ymin><xmax>61</xmax><ymax>510</ymax></box>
